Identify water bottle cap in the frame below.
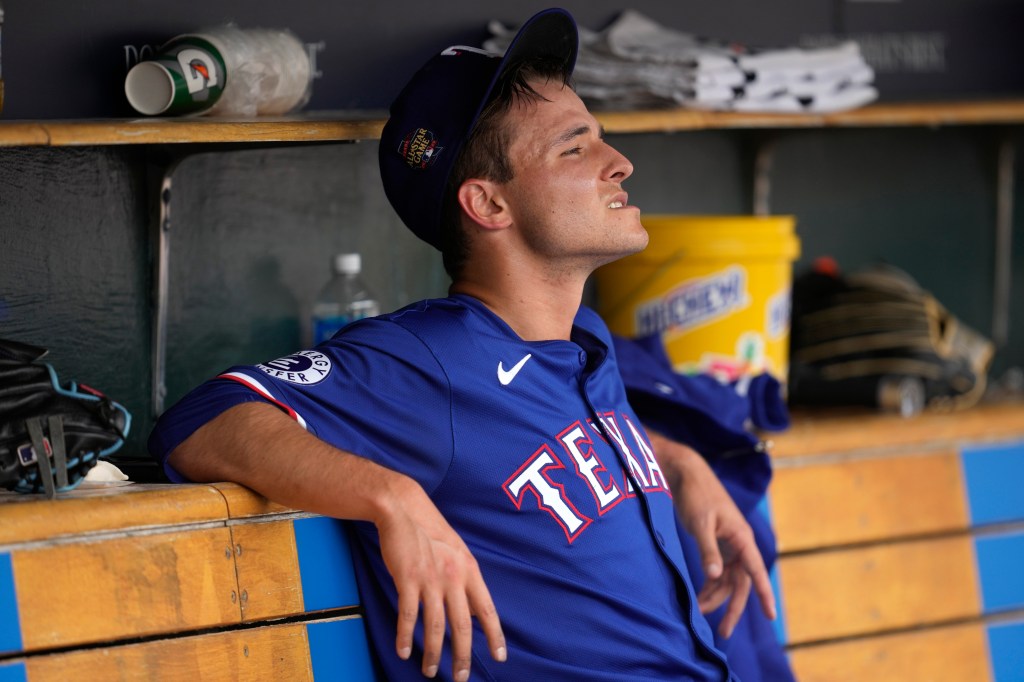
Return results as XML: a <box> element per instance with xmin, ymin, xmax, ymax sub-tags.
<box><xmin>334</xmin><ymin>253</ymin><xmax>361</xmax><ymax>274</ymax></box>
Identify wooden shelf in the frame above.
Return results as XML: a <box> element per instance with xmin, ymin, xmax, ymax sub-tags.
<box><xmin>597</xmin><ymin>98</ymin><xmax>1024</xmax><ymax>133</ymax></box>
<box><xmin>2</xmin><ymin>99</ymin><xmax>1024</xmax><ymax>148</ymax></box>
<box><xmin>0</xmin><ymin>113</ymin><xmax>388</xmax><ymax>147</ymax></box>
<box><xmin>769</xmin><ymin>400</ymin><xmax>1024</xmax><ymax>462</ymax></box>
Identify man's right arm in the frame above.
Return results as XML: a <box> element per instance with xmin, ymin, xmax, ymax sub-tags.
<box><xmin>168</xmin><ymin>400</ymin><xmax>506</xmax><ymax>681</ymax></box>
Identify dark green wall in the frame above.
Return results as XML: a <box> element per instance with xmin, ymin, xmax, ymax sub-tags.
<box><xmin>0</xmin><ymin>147</ymin><xmax>154</xmax><ymax>457</ymax></box>
<box><xmin>163</xmin><ymin>144</ymin><xmax>444</xmax><ymax>406</ymax></box>
<box><xmin>1</xmin><ymin>2</ymin><xmax>1023</xmax><ymax>467</ymax></box>
<box><xmin>2</xmin><ymin>128</ymin><xmax>1021</xmax><ymax>467</ymax></box>
<box><xmin>0</xmin><ymin>143</ymin><xmax>445</xmax><ymax>463</ymax></box>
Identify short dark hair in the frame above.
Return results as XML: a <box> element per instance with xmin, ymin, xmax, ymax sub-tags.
<box><xmin>439</xmin><ymin>58</ymin><xmax>574</xmax><ymax>279</ymax></box>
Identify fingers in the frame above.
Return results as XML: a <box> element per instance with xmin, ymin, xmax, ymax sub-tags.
<box><xmin>754</xmin><ymin>573</ymin><xmax>777</xmax><ymax>621</ymax></box>
<box><xmin>443</xmin><ymin>546</ymin><xmax>506</xmax><ymax>680</ymax></box>
<box><xmin>697</xmin><ymin>573</ymin><xmax>731</xmax><ymax>614</ymax></box>
<box><xmin>376</xmin><ymin>482</ymin><xmax>504</xmax><ymax>680</ymax></box>
<box><xmin>393</xmin><ymin>592</ymin><xmax>473</xmax><ymax>681</ymax></box>
<box><xmin>697</xmin><ymin>567</ymin><xmax>751</xmax><ymax>639</ymax></box>
<box><xmin>733</xmin><ymin>532</ymin><xmax>778</xmax><ymax>622</ymax></box>
<box><xmin>692</xmin><ymin>515</ymin><xmax>724</xmax><ymax>580</ymax></box>
<box><xmin>698</xmin><ymin>541</ymin><xmax>779</xmax><ymax>639</ymax></box>
<box><xmin>392</xmin><ymin>551</ymin><xmax>505</xmax><ymax>680</ymax></box>
<box><xmin>393</xmin><ymin>578</ymin><xmax>444</xmax><ymax>677</ymax></box>
<box><xmin>467</xmin><ymin>577</ymin><xmax>507</xmax><ymax>664</ymax></box>
<box><xmin>445</xmin><ymin>589</ymin><xmax>474</xmax><ymax>682</ymax></box>
<box><xmin>444</xmin><ymin>553</ymin><xmax>507</xmax><ymax>680</ymax></box>
<box><xmin>736</xmin><ymin>541</ymin><xmax>777</xmax><ymax>621</ymax></box>
<box><xmin>718</xmin><ymin>572</ymin><xmax>752</xmax><ymax>638</ymax></box>
<box><xmin>395</xmin><ymin>587</ymin><xmax>419</xmax><ymax>663</ymax></box>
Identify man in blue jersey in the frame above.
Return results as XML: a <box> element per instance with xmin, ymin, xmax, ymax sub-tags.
<box><xmin>149</xmin><ymin>9</ymin><xmax>776</xmax><ymax>681</ymax></box>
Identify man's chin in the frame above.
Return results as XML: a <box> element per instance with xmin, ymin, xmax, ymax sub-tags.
<box><xmin>623</xmin><ymin>228</ymin><xmax>650</xmax><ymax>256</ymax></box>
<box><xmin>592</xmin><ymin>237</ymin><xmax>649</xmax><ymax>270</ymax></box>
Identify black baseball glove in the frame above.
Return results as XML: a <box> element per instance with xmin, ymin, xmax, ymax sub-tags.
<box><xmin>789</xmin><ymin>263</ymin><xmax>994</xmax><ymax>414</ymax></box>
<box><xmin>0</xmin><ymin>338</ymin><xmax>131</xmax><ymax>497</ymax></box>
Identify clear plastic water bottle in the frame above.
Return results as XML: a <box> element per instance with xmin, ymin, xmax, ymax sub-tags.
<box><xmin>311</xmin><ymin>253</ymin><xmax>380</xmax><ymax>344</ymax></box>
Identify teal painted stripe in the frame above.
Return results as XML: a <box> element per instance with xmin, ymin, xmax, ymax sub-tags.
<box><xmin>987</xmin><ymin>619</ymin><xmax>1024</xmax><ymax>682</ymax></box>
<box><xmin>0</xmin><ymin>553</ymin><xmax>22</xmax><ymax>655</ymax></box>
<box><xmin>976</xmin><ymin>531</ymin><xmax>1024</xmax><ymax>613</ymax></box>
<box><xmin>768</xmin><ymin>563</ymin><xmax>787</xmax><ymax>646</ymax></box>
<box><xmin>308</xmin><ymin>617</ymin><xmax>377</xmax><ymax>681</ymax></box>
<box><xmin>756</xmin><ymin>495</ymin><xmax>773</xmax><ymax>525</ymax></box>
<box><xmin>0</xmin><ymin>661</ymin><xmax>27</xmax><ymax>682</ymax></box>
<box><xmin>758</xmin><ymin>498</ymin><xmax>788</xmax><ymax>645</ymax></box>
<box><xmin>294</xmin><ymin>517</ymin><xmax>360</xmax><ymax>611</ymax></box>
<box><xmin>962</xmin><ymin>441</ymin><xmax>1024</xmax><ymax>526</ymax></box>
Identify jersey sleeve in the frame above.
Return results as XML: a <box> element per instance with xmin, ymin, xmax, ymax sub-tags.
<box><xmin>147</xmin><ymin>377</ymin><xmax>266</xmax><ymax>482</ymax></box>
<box><xmin>148</xmin><ymin>317</ymin><xmax>455</xmax><ymax>491</ymax></box>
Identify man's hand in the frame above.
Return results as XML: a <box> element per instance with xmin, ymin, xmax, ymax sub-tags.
<box><xmin>168</xmin><ymin>401</ymin><xmax>506</xmax><ymax>680</ymax></box>
<box><xmin>375</xmin><ymin>476</ymin><xmax>507</xmax><ymax>680</ymax></box>
<box><xmin>647</xmin><ymin>431</ymin><xmax>776</xmax><ymax>638</ymax></box>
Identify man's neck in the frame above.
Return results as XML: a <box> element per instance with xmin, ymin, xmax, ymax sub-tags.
<box><xmin>450</xmin><ymin>270</ymin><xmax>586</xmax><ymax>342</ymax></box>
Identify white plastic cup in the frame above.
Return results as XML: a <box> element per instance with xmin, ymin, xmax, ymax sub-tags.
<box><xmin>125</xmin><ymin>35</ymin><xmax>227</xmax><ymax>115</ymax></box>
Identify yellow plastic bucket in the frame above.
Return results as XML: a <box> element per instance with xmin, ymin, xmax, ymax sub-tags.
<box><xmin>595</xmin><ymin>215</ymin><xmax>801</xmax><ymax>382</ymax></box>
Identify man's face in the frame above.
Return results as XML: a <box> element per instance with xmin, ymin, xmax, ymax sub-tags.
<box><xmin>498</xmin><ymin>78</ymin><xmax>648</xmax><ymax>271</ymax></box>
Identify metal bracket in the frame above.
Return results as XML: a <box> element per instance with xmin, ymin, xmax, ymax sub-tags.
<box><xmin>147</xmin><ymin>148</ymin><xmax>185</xmax><ymax>418</ymax></box>
<box><xmin>145</xmin><ymin>140</ymin><xmax>356</xmax><ymax>418</ymax></box>
<box><xmin>752</xmin><ymin>137</ymin><xmax>777</xmax><ymax>217</ymax></box>
<box><xmin>992</xmin><ymin>134</ymin><xmax>1016</xmax><ymax>349</ymax></box>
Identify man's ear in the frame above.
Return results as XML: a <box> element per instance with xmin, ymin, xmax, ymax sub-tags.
<box><xmin>457</xmin><ymin>179</ymin><xmax>511</xmax><ymax>231</ymax></box>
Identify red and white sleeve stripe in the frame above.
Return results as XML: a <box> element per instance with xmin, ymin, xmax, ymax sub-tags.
<box><xmin>219</xmin><ymin>371</ymin><xmax>309</xmax><ymax>430</ymax></box>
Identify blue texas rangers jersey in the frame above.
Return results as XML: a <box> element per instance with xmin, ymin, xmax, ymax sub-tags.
<box><xmin>149</xmin><ymin>294</ymin><xmax>736</xmax><ymax>681</ymax></box>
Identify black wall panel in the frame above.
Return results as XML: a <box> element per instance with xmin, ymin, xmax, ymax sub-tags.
<box><xmin>4</xmin><ymin>0</ymin><xmax>1020</xmax><ymax>119</ymax></box>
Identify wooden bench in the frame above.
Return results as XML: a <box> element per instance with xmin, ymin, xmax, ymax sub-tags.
<box><xmin>2</xmin><ymin>401</ymin><xmax>1022</xmax><ymax>680</ymax></box>
<box><xmin>0</xmin><ymin>483</ymin><xmax>378</xmax><ymax>681</ymax></box>
<box><xmin>767</xmin><ymin>401</ymin><xmax>1024</xmax><ymax>682</ymax></box>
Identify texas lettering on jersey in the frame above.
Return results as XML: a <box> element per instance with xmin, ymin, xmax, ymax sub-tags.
<box><xmin>503</xmin><ymin>410</ymin><xmax>670</xmax><ymax>543</ymax></box>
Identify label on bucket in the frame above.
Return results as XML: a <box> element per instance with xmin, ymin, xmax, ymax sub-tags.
<box><xmin>766</xmin><ymin>288</ymin><xmax>792</xmax><ymax>340</ymax></box>
<box><xmin>634</xmin><ymin>265</ymin><xmax>749</xmax><ymax>336</ymax></box>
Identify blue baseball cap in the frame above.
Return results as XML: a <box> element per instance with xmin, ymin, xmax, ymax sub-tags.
<box><xmin>378</xmin><ymin>8</ymin><xmax>579</xmax><ymax>250</ymax></box>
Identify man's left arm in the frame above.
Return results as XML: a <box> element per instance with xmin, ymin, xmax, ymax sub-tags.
<box><xmin>647</xmin><ymin>429</ymin><xmax>777</xmax><ymax>638</ymax></box>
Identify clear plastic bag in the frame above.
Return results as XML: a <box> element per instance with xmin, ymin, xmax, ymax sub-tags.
<box><xmin>201</xmin><ymin>25</ymin><xmax>312</xmax><ymax>117</ymax></box>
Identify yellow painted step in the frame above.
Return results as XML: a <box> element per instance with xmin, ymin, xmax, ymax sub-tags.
<box><xmin>22</xmin><ymin>621</ymin><xmax>317</xmax><ymax>681</ymax></box>
<box><xmin>230</xmin><ymin>520</ymin><xmax>305</xmax><ymax>622</ymax></box>
<box><xmin>789</xmin><ymin>621</ymin><xmax>991</xmax><ymax>682</ymax></box>
<box><xmin>778</xmin><ymin>535</ymin><xmax>980</xmax><ymax>644</ymax></box>
<box><xmin>770</xmin><ymin>450</ymin><xmax>969</xmax><ymax>551</ymax></box>
<box><xmin>13</xmin><ymin>527</ymin><xmax>240</xmax><ymax>651</ymax></box>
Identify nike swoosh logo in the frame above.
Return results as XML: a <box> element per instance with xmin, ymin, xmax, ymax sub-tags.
<box><xmin>497</xmin><ymin>353</ymin><xmax>532</xmax><ymax>386</ymax></box>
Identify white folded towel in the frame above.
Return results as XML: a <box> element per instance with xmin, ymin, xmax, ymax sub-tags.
<box><xmin>484</xmin><ymin>10</ymin><xmax>878</xmax><ymax>114</ymax></box>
